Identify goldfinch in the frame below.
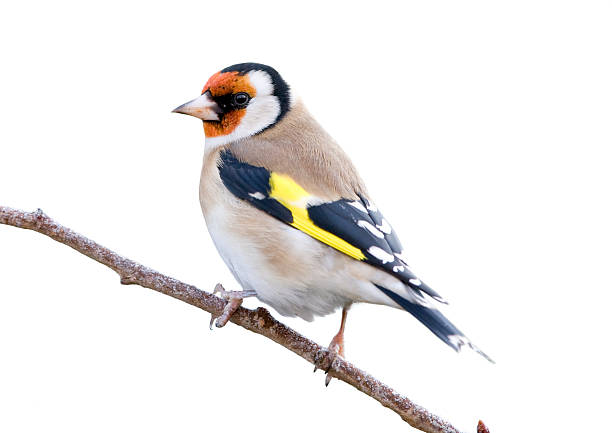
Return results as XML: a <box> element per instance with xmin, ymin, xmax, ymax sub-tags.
<box><xmin>173</xmin><ymin>63</ymin><xmax>492</xmax><ymax>373</ymax></box>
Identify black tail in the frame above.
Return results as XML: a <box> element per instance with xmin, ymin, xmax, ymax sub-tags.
<box><xmin>377</xmin><ymin>285</ymin><xmax>494</xmax><ymax>363</ymax></box>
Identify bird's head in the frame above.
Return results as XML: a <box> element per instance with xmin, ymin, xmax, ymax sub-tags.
<box><xmin>173</xmin><ymin>63</ymin><xmax>291</xmax><ymax>147</ymax></box>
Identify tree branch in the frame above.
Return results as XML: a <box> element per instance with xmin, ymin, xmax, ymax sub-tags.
<box><xmin>0</xmin><ymin>205</ymin><xmax>489</xmax><ymax>433</ymax></box>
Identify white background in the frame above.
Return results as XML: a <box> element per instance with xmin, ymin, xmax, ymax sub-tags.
<box><xmin>1</xmin><ymin>1</ymin><xmax>610</xmax><ymax>432</ymax></box>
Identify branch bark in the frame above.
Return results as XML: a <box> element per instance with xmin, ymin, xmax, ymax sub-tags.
<box><xmin>1</xmin><ymin>205</ymin><xmax>489</xmax><ymax>433</ymax></box>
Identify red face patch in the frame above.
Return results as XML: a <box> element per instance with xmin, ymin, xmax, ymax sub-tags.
<box><xmin>202</xmin><ymin>71</ymin><xmax>256</xmax><ymax>97</ymax></box>
<box><xmin>201</xmin><ymin>71</ymin><xmax>257</xmax><ymax>137</ymax></box>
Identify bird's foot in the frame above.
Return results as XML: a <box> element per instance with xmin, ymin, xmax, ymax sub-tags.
<box><xmin>314</xmin><ymin>307</ymin><xmax>349</xmax><ymax>386</ymax></box>
<box><xmin>209</xmin><ymin>284</ymin><xmax>256</xmax><ymax>329</ymax></box>
<box><xmin>324</xmin><ymin>332</ymin><xmax>345</xmax><ymax>386</ymax></box>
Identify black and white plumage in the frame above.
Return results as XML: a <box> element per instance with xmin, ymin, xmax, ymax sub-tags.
<box><xmin>173</xmin><ymin>62</ymin><xmax>492</xmax><ymax>363</ymax></box>
<box><xmin>218</xmin><ymin>150</ymin><xmax>444</xmax><ymax>301</ymax></box>
<box><xmin>215</xmin><ymin>148</ymin><xmax>491</xmax><ymax>360</ymax></box>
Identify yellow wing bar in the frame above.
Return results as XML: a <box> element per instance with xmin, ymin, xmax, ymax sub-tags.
<box><xmin>269</xmin><ymin>172</ymin><xmax>366</xmax><ymax>261</ymax></box>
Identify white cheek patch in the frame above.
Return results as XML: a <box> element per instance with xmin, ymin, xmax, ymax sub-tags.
<box><xmin>247</xmin><ymin>70</ymin><xmax>275</xmax><ymax>96</ymax></box>
<box><xmin>243</xmin><ymin>95</ymin><xmax>281</xmax><ymax>131</ymax></box>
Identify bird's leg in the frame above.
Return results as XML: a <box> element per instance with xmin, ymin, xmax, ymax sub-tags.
<box><xmin>209</xmin><ymin>283</ymin><xmax>257</xmax><ymax>329</ymax></box>
<box><xmin>328</xmin><ymin>307</ymin><xmax>348</xmax><ymax>357</ymax></box>
<box><xmin>325</xmin><ymin>305</ymin><xmax>349</xmax><ymax>386</ymax></box>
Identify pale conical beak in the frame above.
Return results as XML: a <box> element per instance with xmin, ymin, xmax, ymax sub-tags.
<box><xmin>172</xmin><ymin>91</ymin><xmax>220</xmax><ymax>121</ymax></box>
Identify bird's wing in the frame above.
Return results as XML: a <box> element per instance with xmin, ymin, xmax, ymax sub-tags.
<box><xmin>218</xmin><ymin>150</ymin><xmax>445</xmax><ymax>303</ymax></box>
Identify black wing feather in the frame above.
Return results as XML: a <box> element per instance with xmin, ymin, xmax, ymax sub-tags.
<box><xmin>219</xmin><ymin>151</ymin><xmax>293</xmax><ymax>224</ymax></box>
<box><xmin>309</xmin><ymin>195</ymin><xmax>444</xmax><ymax>302</ymax></box>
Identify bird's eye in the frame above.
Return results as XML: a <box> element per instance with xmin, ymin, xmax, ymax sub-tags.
<box><xmin>233</xmin><ymin>92</ymin><xmax>250</xmax><ymax>107</ymax></box>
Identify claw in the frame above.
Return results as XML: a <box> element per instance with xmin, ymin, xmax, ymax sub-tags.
<box><xmin>209</xmin><ymin>284</ymin><xmax>256</xmax><ymax>329</ymax></box>
<box><xmin>324</xmin><ymin>344</ymin><xmax>343</xmax><ymax>386</ymax></box>
<box><xmin>325</xmin><ymin>372</ymin><xmax>333</xmax><ymax>387</ymax></box>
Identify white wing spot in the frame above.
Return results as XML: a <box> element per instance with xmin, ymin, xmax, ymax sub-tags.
<box><xmin>392</xmin><ymin>265</ymin><xmax>405</xmax><ymax>273</ymax></box>
<box><xmin>249</xmin><ymin>192</ymin><xmax>266</xmax><ymax>200</ymax></box>
<box><xmin>357</xmin><ymin>220</ymin><xmax>384</xmax><ymax>238</ymax></box>
<box><xmin>409</xmin><ymin>278</ymin><xmax>422</xmax><ymax>286</ymax></box>
<box><xmin>377</xmin><ymin>218</ymin><xmax>392</xmax><ymax>234</ymax></box>
<box><xmin>348</xmin><ymin>201</ymin><xmax>368</xmax><ymax>213</ymax></box>
<box><xmin>368</xmin><ymin>246</ymin><xmax>395</xmax><ymax>264</ymax></box>
<box><xmin>366</xmin><ymin>201</ymin><xmax>378</xmax><ymax>212</ymax></box>
<box><xmin>448</xmin><ymin>335</ymin><xmax>469</xmax><ymax>349</ymax></box>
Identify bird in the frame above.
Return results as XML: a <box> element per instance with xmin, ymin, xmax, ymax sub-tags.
<box><xmin>172</xmin><ymin>63</ymin><xmax>493</xmax><ymax>381</ymax></box>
